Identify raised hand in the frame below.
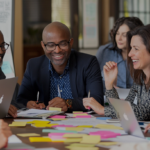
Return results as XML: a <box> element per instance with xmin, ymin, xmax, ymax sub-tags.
<box><xmin>103</xmin><ymin>61</ymin><xmax>118</xmax><ymax>90</ymax></box>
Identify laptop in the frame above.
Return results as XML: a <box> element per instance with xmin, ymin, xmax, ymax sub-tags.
<box><xmin>0</xmin><ymin>77</ymin><xmax>18</xmax><ymax>118</ymax></box>
<box><xmin>109</xmin><ymin>98</ymin><xmax>145</xmax><ymax>138</ymax></box>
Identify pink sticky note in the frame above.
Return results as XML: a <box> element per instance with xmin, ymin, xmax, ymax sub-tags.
<box><xmin>89</xmin><ymin>131</ymin><xmax>121</xmax><ymax>139</ymax></box>
<box><xmin>50</xmin><ymin>115</ymin><xmax>66</xmax><ymax>118</ymax></box>
<box><xmin>75</xmin><ymin>115</ymin><xmax>91</xmax><ymax>118</ymax></box>
<box><xmin>48</xmin><ymin>133</ymin><xmax>72</xmax><ymax>139</ymax></box>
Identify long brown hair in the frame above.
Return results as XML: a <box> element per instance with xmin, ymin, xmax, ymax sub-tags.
<box><xmin>110</xmin><ymin>17</ymin><xmax>143</xmax><ymax>53</ymax></box>
<box><xmin>127</xmin><ymin>24</ymin><xmax>150</xmax><ymax>85</ymax></box>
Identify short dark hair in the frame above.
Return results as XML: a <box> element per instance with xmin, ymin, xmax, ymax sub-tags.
<box><xmin>127</xmin><ymin>24</ymin><xmax>150</xmax><ymax>85</ymax></box>
<box><xmin>110</xmin><ymin>17</ymin><xmax>144</xmax><ymax>52</ymax></box>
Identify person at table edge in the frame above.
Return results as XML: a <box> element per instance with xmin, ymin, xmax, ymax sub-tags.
<box><xmin>16</xmin><ymin>22</ymin><xmax>104</xmax><ymax>112</ymax></box>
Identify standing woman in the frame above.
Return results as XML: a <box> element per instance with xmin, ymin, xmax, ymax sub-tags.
<box><xmin>83</xmin><ymin>24</ymin><xmax>150</xmax><ymax>121</ymax></box>
<box><xmin>96</xmin><ymin>17</ymin><xmax>143</xmax><ymax>91</ymax></box>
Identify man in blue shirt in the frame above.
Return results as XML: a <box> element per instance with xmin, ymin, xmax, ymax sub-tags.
<box><xmin>17</xmin><ymin>22</ymin><xmax>104</xmax><ymax>112</ymax></box>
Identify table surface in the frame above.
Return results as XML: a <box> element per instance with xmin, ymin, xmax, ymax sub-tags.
<box><xmin>4</xmin><ymin>117</ymin><xmax>150</xmax><ymax>150</ymax></box>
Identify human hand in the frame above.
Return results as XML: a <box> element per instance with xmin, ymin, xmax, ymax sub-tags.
<box><xmin>27</xmin><ymin>101</ymin><xmax>45</xmax><ymax>109</ymax></box>
<box><xmin>83</xmin><ymin>97</ymin><xmax>104</xmax><ymax>115</ymax></box>
<box><xmin>0</xmin><ymin>120</ymin><xmax>12</xmax><ymax>149</ymax></box>
<box><xmin>8</xmin><ymin>105</ymin><xmax>17</xmax><ymax>118</ymax></box>
<box><xmin>103</xmin><ymin>61</ymin><xmax>118</xmax><ymax>90</ymax></box>
<box><xmin>144</xmin><ymin>124</ymin><xmax>150</xmax><ymax>133</ymax></box>
<box><xmin>46</xmin><ymin>97</ymin><xmax>68</xmax><ymax>112</ymax></box>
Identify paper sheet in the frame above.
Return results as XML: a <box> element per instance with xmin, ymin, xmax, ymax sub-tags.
<box><xmin>9</xmin><ymin>122</ymin><xmax>27</xmax><ymax>127</ymax></box>
<box><xmin>65</xmin><ymin>146</ymin><xmax>99</xmax><ymax>150</ymax></box>
<box><xmin>64</xmin><ymin>138</ymin><xmax>82</xmax><ymax>143</ymax></box>
<box><xmin>95</xmin><ymin>124</ymin><xmax>123</xmax><ymax>130</ymax></box>
<box><xmin>49</xmin><ymin>107</ymin><xmax>61</xmax><ymax>111</ymax></box>
<box><xmin>68</xmin><ymin>143</ymin><xmax>95</xmax><ymax>147</ymax></box>
<box><xmin>8</xmin><ymin>135</ymin><xmax>22</xmax><ymax>143</ymax></box>
<box><xmin>97</xmin><ymin>142</ymin><xmax>118</xmax><ymax>146</ymax></box>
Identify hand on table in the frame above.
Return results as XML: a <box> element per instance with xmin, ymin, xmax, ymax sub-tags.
<box><xmin>8</xmin><ymin>105</ymin><xmax>17</xmax><ymax>118</ymax></box>
<box><xmin>0</xmin><ymin>120</ymin><xmax>12</xmax><ymax>149</ymax></box>
<box><xmin>27</xmin><ymin>101</ymin><xmax>45</xmax><ymax>109</ymax></box>
<box><xmin>46</xmin><ymin>97</ymin><xmax>68</xmax><ymax>112</ymax></box>
<box><xmin>144</xmin><ymin>124</ymin><xmax>150</xmax><ymax>133</ymax></box>
<box><xmin>83</xmin><ymin>97</ymin><xmax>104</xmax><ymax>115</ymax></box>
<box><xmin>103</xmin><ymin>61</ymin><xmax>118</xmax><ymax>90</ymax></box>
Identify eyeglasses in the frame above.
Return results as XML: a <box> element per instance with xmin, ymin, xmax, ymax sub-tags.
<box><xmin>43</xmin><ymin>39</ymin><xmax>71</xmax><ymax>51</ymax></box>
<box><xmin>0</xmin><ymin>42</ymin><xmax>9</xmax><ymax>51</ymax></box>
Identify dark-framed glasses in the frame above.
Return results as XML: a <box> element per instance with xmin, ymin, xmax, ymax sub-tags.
<box><xmin>43</xmin><ymin>39</ymin><xmax>71</xmax><ymax>51</ymax></box>
<box><xmin>0</xmin><ymin>42</ymin><xmax>9</xmax><ymax>51</ymax></box>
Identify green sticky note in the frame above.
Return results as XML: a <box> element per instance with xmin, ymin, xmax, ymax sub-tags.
<box><xmin>146</xmin><ymin>137</ymin><xmax>150</xmax><ymax>140</ymax></box>
<box><xmin>42</xmin><ymin>129</ymin><xmax>77</xmax><ymax>133</ymax></box>
<box><xmin>1</xmin><ymin>61</ymin><xmax>13</xmax><ymax>74</ymax></box>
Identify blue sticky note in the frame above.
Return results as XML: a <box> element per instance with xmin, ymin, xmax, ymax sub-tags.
<box><xmin>138</xmin><ymin>122</ymin><xmax>144</xmax><ymax>125</ymax></box>
<box><xmin>96</xmin><ymin>117</ymin><xmax>111</xmax><ymax>120</ymax></box>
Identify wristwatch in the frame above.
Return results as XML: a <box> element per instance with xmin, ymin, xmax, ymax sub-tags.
<box><xmin>65</xmin><ymin>99</ymin><xmax>72</xmax><ymax>109</ymax></box>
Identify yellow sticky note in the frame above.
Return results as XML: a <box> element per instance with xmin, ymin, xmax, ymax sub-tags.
<box><xmin>63</xmin><ymin>134</ymin><xmax>87</xmax><ymax>138</ymax></box>
<box><xmin>73</xmin><ymin>111</ymin><xmax>83</xmax><ymax>113</ymax></box>
<box><xmin>64</xmin><ymin>138</ymin><xmax>82</xmax><ymax>143</ymax></box>
<box><xmin>29</xmin><ymin>137</ymin><xmax>51</xmax><ymax>142</ymax></box>
<box><xmin>65</xmin><ymin>146</ymin><xmax>98</xmax><ymax>150</ymax></box>
<box><xmin>51</xmin><ymin>118</ymin><xmax>66</xmax><ymax>121</ymax></box>
<box><xmin>95</xmin><ymin>124</ymin><xmax>123</xmax><ymax>130</ymax></box>
<box><xmin>69</xmin><ymin>143</ymin><xmax>95</xmax><ymax>147</ymax></box>
<box><xmin>73</xmin><ymin>114</ymin><xmax>88</xmax><ymax>117</ymax></box>
<box><xmin>17</xmin><ymin>133</ymin><xmax>40</xmax><ymax>137</ymax></box>
<box><xmin>97</xmin><ymin>142</ymin><xmax>118</xmax><ymax>146</ymax></box>
<box><xmin>49</xmin><ymin>107</ymin><xmax>61</xmax><ymax>111</ymax></box>
<box><xmin>32</xmin><ymin>123</ymin><xmax>58</xmax><ymax>128</ymax></box>
<box><xmin>66</xmin><ymin>127</ymin><xmax>84</xmax><ymax>132</ymax></box>
<box><xmin>80</xmin><ymin>135</ymin><xmax>100</xmax><ymax>144</ymax></box>
<box><xmin>9</xmin><ymin>122</ymin><xmax>26</xmax><ymax>127</ymax></box>
<box><xmin>27</xmin><ymin>120</ymin><xmax>50</xmax><ymax>124</ymax></box>
<box><xmin>77</xmin><ymin>125</ymin><xmax>93</xmax><ymax>128</ymax></box>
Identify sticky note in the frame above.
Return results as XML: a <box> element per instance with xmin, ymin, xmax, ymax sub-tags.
<box><xmin>63</xmin><ymin>134</ymin><xmax>87</xmax><ymax>138</ymax></box>
<box><xmin>49</xmin><ymin>107</ymin><xmax>61</xmax><ymax>111</ymax></box>
<box><xmin>65</xmin><ymin>146</ymin><xmax>99</xmax><ymax>150</ymax></box>
<box><xmin>66</xmin><ymin>127</ymin><xmax>84</xmax><ymax>132</ymax></box>
<box><xmin>73</xmin><ymin>114</ymin><xmax>88</xmax><ymax>117</ymax></box>
<box><xmin>50</xmin><ymin>115</ymin><xmax>66</xmax><ymax>118</ymax></box>
<box><xmin>75</xmin><ymin>115</ymin><xmax>91</xmax><ymax>118</ymax></box>
<box><xmin>77</xmin><ymin>125</ymin><xmax>93</xmax><ymax>128</ymax></box>
<box><xmin>64</xmin><ymin>138</ymin><xmax>82</xmax><ymax>143</ymax></box>
<box><xmin>95</xmin><ymin>124</ymin><xmax>123</xmax><ymax>130</ymax></box>
<box><xmin>69</xmin><ymin>143</ymin><xmax>95</xmax><ymax>147</ymax></box>
<box><xmin>17</xmin><ymin>133</ymin><xmax>40</xmax><ymax>137</ymax></box>
<box><xmin>42</xmin><ymin>129</ymin><xmax>77</xmax><ymax>133</ymax></box>
<box><xmin>27</xmin><ymin>120</ymin><xmax>50</xmax><ymax>124</ymax></box>
<box><xmin>80</xmin><ymin>135</ymin><xmax>100</xmax><ymax>144</ymax></box>
<box><xmin>29</xmin><ymin>137</ymin><xmax>51</xmax><ymax>142</ymax></box>
<box><xmin>32</xmin><ymin>124</ymin><xmax>58</xmax><ymax>128</ymax></box>
<box><xmin>97</xmin><ymin>142</ymin><xmax>118</xmax><ymax>146</ymax></box>
<box><xmin>96</xmin><ymin>117</ymin><xmax>111</xmax><ymax>120</ymax></box>
<box><xmin>52</xmin><ymin>125</ymin><xmax>75</xmax><ymax>127</ymax></box>
<box><xmin>73</xmin><ymin>111</ymin><xmax>83</xmax><ymax>113</ymax></box>
<box><xmin>9</xmin><ymin>122</ymin><xmax>26</xmax><ymax>127</ymax></box>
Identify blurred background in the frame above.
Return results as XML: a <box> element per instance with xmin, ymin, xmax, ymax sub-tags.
<box><xmin>0</xmin><ymin>0</ymin><xmax>150</xmax><ymax>84</ymax></box>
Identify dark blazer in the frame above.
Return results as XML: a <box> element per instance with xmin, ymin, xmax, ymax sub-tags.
<box><xmin>17</xmin><ymin>50</ymin><xmax>104</xmax><ymax>111</ymax></box>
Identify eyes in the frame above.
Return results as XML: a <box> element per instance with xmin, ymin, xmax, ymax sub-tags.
<box><xmin>116</xmin><ymin>32</ymin><xmax>127</xmax><ymax>37</ymax></box>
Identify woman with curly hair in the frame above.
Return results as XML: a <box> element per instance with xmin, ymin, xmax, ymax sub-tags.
<box><xmin>96</xmin><ymin>17</ymin><xmax>143</xmax><ymax>92</ymax></box>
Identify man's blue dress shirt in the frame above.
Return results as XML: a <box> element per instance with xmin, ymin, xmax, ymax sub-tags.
<box><xmin>49</xmin><ymin>60</ymin><xmax>73</xmax><ymax>100</ymax></box>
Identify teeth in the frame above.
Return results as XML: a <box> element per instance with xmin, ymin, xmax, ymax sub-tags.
<box><xmin>132</xmin><ymin>60</ymin><xmax>138</xmax><ymax>62</ymax></box>
<box><xmin>54</xmin><ymin>55</ymin><xmax>63</xmax><ymax>58</ymax></box>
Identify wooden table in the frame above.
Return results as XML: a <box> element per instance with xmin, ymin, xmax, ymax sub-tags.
<box><xmin>4</xmin><ymin>118</ymin><xmax>150</xmax><ymax>150</ymax></box>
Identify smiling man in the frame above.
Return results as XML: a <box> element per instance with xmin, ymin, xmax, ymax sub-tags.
<box><xmin>17</xmin><ymin>22</ymin><xmax>104</xmax><ymax>112</ymax></box>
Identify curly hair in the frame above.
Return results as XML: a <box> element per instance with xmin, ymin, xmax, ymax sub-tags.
<box><xmin>110</xmin><ymin>17</ymin><xmax>144</xmax><ymax>52</ymax></box>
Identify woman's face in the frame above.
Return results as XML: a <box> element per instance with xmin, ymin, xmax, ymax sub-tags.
<box><xmin>115</xmin><ymin>24</ymin><xmax>130</xmax><ymax>50</ymax></box>
<box><xmin>128</xmin><ymin>35</ymin><xmax>150</xmax><ymax>71</ymax></box>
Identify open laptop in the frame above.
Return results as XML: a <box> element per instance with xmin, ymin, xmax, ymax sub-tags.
<box><xmin>0</xmin><ymin>77</ymin><xmax>18</xmax><ymax>118</ymax></box>
<box><xmin>109</xmin><ymin>98</ymin><xmax>145</xmax><ymax>139</ymax></box>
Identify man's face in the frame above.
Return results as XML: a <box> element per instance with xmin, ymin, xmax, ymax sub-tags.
<box><xmin>0</xmin><ymin>32</ymin><xmax>6</xmax><ymax>67</ymax></box>
<box><xmin>41</xmin><ymin>31</ymin><xmax>73</xmax><ymax>66</ymax></box>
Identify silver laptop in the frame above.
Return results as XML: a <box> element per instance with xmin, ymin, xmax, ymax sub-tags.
<box><xmin>109</xmin><ymin>98</ymin><xmax>145</xmax><ymax>138</ymax></box>
<box><xmin>0</xmin><ymin>77</ymin><xmax>18</xmax><ymax>118</ymax></box>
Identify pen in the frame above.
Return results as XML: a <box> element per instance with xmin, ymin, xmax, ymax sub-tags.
<box><xmin>87</xmin><ymin>90</ymin><xmax>91</xmax><ymax>110</ymax></box>
<box><xmin>58</xmin><ymin>85</ymin><xmax>61</xmax><ymax>98</ymax></box>
<box><xmin>36</xmin><ymin>92</ymin><xmax>39</xmax><ymax>104</ymax></box>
